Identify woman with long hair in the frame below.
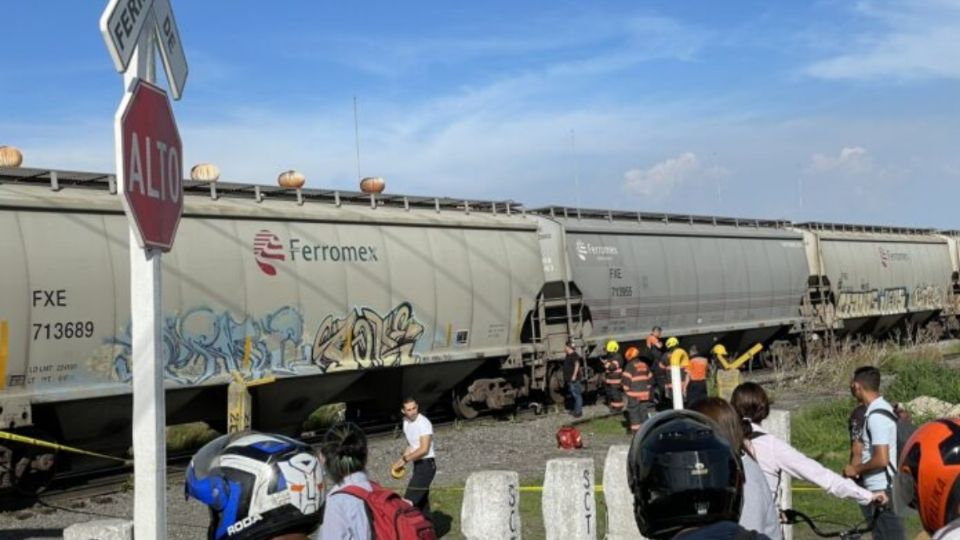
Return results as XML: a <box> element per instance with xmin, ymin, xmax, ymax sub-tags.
<box><xmin>690</xmin><ymin>397</ymin><xmax>782</xmax><ymax>540</ymax></box>
<box><xmin>731</xmin><ymin>382</ymin><xmax>886</xmax><ymax>508</ymax></box>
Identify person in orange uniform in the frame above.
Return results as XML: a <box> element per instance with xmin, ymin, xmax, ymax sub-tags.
<box><xmin>602</xmin><ymin>340</ymin><xmax>625</xmax><ymax>412</ymax></box>
<box><xmin>683</xmin><ymin>345</ymin><xmax>710</xmax><ymax>407</ymax></box>
<box><xmin>621</xmin><ymin>346</ymin><xmax>654</xmax><ymax>432</ymax></box>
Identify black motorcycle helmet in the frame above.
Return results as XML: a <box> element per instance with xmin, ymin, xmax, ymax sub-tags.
<box><xmin>627</xmin><ymin>410</ymin><xmax>744</xmax><ymax>539</ymax></box>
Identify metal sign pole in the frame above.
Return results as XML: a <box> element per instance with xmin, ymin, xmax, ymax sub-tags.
<box><xmin>125</xmin><ymin>15</ymin><xmax>167</xmax><ymax>539</ymax></box>
<box><xmin>103</xmin><ymin>0</ymin><xmax>186</xmax><ymax>532</ymax></box>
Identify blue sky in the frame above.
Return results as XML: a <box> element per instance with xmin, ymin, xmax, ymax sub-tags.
<box><xmin>2</xmin><ymin>0</ymin><xmax>959</xmax><ymax>227</ymax></box>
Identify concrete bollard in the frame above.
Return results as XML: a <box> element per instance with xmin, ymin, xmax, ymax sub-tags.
<box><xmin>763</xmin><ymin>409</ymin><xmax>792</xmax><ymax>540</ymax></box>
<box><xmin>63</xmin><ymin>519</ymin><xmax>134</xmax><ymax>540</ymax></box>
<box><xmin>602</xmin><ymin>445</ymin><xmax>646</xmax><ymax>540</ymax></box>
<box><xmin>461</xmin><ymin>470</ymin><xmax>522</xmax><ymax>540</ymax></box>
<box><xmin>543</xmin><ymin>458</ymin><xmax>596</xmax><ymax>540</ymax></box>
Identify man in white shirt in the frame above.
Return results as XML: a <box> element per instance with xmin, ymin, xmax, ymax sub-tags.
<box><xmin>392</xmin><ymin>396</ymin><xmax>436</xmax><ymax>522</ymax></box>
<box><xmin>842</xmin><ymin>366</ymin><xmax>904</xmax><ymax>540</ymax></box>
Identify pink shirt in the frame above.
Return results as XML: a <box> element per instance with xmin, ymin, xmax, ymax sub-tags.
<box><xmin>750</xmin><ymin>422</ymin><xmax>874</xmax><ymax>506</ymax></box>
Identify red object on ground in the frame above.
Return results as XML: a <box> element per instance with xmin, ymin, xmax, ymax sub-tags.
<box><xmin>557</xmin><ymin>425</ymin><xmax>583</xmax><ymax>449</ymax></box>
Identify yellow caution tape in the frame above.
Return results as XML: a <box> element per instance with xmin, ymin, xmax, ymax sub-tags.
<box><xmin>0</xmin><ymin>430</ymin><xmax>129</xmax><ymax>464</ymax></box>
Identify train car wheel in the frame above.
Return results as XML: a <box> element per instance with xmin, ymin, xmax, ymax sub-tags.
<box><xmin>452</xmin><ymin>391</ymin><xmax>479</xmax><ymax>420</ymax></box>
<box><xmin>546</xmin><ymin>368</ymin><xmax>565</xmax><ymax>405</ymax></box>
<box><xmin>1</xmin><ymin>427</ymin><xmax>58</xmax><ymax>496</ymax></box>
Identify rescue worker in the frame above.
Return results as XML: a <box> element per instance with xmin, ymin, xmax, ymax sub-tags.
<box><xmin>655</xmin><ymin>337</ymin><xmax>688</xmax><ymax>410</ymax></box>
<box><xmin>683</xmin><ymin>345</ymin><xmax>709</xmax><ymax>407</ymax></box>
<box><xmin>646</xmin><ymin>326</ymin><xmax>664</xmax><ymax>365</ymax></box>
<box><xmin>621</xmin><ymin>346</ymin><xmax>654</xmax><ymax>433</ymax></box>
<box><xmin>602</xmin><ymin>340</ymin><xmax>625</xmax><ymax>412</ymax></box>
<box><xmin>711</xmin><ymin>343</ymin><xmax>730</xmax><ymax>368</ymax></box>
<box><xmin>711</xmin><ymin>343</ymin><xmax>741</xmax><ymax>402</ymax></box>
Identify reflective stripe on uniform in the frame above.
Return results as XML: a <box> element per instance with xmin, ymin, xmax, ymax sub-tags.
<box><xmin>622</xmin><ymin>360</ymin><xmax>652</xmax><ymax>402</ymax></box>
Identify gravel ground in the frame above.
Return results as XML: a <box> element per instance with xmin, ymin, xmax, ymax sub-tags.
<box><xmin>0</xmin><ymin>403</ymin><xmax>628</xmax><ymax>539</ymax></box>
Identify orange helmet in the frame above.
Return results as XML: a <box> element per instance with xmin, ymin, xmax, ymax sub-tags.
<box><xmin>897</xmin><ymin>419</ymin><xmax>960</xmax><ymax>534</ymax></box>
<box><xmin>624</xmin><ymin>347</ymin><xmax>640</xmax><ymax>361</ymax></box>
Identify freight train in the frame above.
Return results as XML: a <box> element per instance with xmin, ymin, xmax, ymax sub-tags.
<box><xmin>1</xmin><ymin>165</ymin><xmax>958</xmax><ymax>491</ymax></box>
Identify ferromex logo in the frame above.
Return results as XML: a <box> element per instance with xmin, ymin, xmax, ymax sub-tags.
<box><xmin>878</xmin><ymin>246</ymin><xmax>909</xmax><ymax>268</ymax></box>
<box><xmin>254</xmin><ymin>230</ymin><xmax>286</xmax><ymax>276</ymax></box>
<box><xmin>253</xmin><ymin>229</ymin><xmax>380</xmax><ymax>276</ymax></box>
<box><xmin>575</xmin><ymin>239</ymin><xmax>619</xmax><ymax>261</ymax></box>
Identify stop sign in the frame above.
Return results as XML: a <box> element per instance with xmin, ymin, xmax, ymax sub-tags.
<box><xmin>115</xmin><ymin>78</ymin><xmax>183</xmax><ymax>252</ymax></box>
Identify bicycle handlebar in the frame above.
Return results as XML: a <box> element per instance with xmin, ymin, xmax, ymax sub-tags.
<box><xmin>782</xmin><ymin>507</ymin><xmax>881</xmax><ymax>539</ymax></box>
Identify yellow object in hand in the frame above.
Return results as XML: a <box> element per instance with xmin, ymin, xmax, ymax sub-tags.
<box><xmin>390</xmin><ymin>464</ymin><xmax>406</xmax><ymax>479</ymax></box>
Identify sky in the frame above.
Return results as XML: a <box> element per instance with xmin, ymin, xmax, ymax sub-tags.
<box><xmin>2</xmin><ymin>0</ymin><xmax>959</xmax><ymax>227</ymax></box>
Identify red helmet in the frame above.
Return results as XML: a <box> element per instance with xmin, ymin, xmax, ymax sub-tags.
<box><xmin>897</xmin><ymin>419</ymin><xmax>960</xmax><ymax>534</ymax></box>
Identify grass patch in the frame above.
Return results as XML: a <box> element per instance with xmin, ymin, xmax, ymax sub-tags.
<box><xmin>885</xmin><ymin>358</ymin><xmax>960</xmax><ymax>406</ymax></box>
<box><xmin>303</xmin><ymin>403</ymin><xmax>347</xmax><ymax>433</ymax></box>
<box><xmin>166</xmin><ymin>422</ymin><xmax>219</xmax><ymax>453</ymax></box>
<box><xmin>580</xmin><ymin>415</ymin><xmax>627</xmax><ymax>436</ymax></box>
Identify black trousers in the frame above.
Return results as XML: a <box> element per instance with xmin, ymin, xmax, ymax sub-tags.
<box><xmin>860</xmin><ymin>491</ymin><xmax>904</xmax><ymax>540</ymax></box>
<box><xmin>405</xmin><ymin>458</ymin><xmax>436</xmax><ymax>521</ymax></box>
<box><xmin>686</xmin><ymin>380</ymin><xmax>708</xmax><ymax>407</ymax></box>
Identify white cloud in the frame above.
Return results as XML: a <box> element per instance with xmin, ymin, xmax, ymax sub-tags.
<box><xmin>296</xmin><ymin>13</ymin><xmax>708</xmax><ymax>80</ymax></box>
<box><xmin>806</xmin><ymin>0</ymin><xmax>960</xmax><ymax>80</ymax></box>
<box><xmin>622</xmin><ymin>152</ymin><xmax>727</xmax><ymax>200</ymax></box>
<box><xmin>808</xmin><ymin>146</ymin><xmax>874</xmax><ymax>175</ymax></box>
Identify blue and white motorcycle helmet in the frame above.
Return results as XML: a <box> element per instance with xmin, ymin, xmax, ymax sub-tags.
<box><xmin>185</xmin><ymin>432</ymin><xmax>325</xmax><ymax>539</ymax></box>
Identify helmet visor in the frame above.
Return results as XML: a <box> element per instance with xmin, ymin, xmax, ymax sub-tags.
<box><xmin>190</xmin><ymin>433</ymin><xmax>247</xmax><ymax>478</ymax></box>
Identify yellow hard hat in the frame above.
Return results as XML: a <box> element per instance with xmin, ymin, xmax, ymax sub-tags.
<box><xmin>665</xmin><ymin>337</ymin><xmax>679</xmax><ymax>349</ymax></box>
<box><xmin>711</xmin><ymin>344</ymin><xmax>728</xmax><ymax>357</ymax></box>
<box><xmin>390</xmin><ymin>464</ymin><xmax>406</xmax><ymax>480</ymax></box>
<box><xmin>605</xmin><ymin>340</ymin><xmax>620</xmax><ymax>353</ymax></box>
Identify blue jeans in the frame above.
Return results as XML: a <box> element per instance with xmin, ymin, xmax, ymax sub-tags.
<box><xmin>568</xmin><ymin>381</ymin><xmax>583</xmax><ymax>416</ymax></box>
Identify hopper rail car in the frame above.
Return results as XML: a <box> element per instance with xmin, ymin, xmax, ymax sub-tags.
<box><xmin>2</xmin><ymin>165</ymin><xmax>959</xmax><ymax>493</ymax></box>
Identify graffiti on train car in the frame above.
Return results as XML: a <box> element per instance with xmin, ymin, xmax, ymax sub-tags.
<box><xmin>836</xmin><ymin>284</ymin><xmax>945</xmax><ymax>317</ymax></box>
<box><xmin>107</xmin><ymin>306</ymin><xmax>308</xmax><ymax>384</ymax></box>
<box><xmin>105</xmin><ymin>301</ymin><xmax>425</xmax><ymax>384</ymax></box>
<box><xmin>312</xmin><ymin>301</ymin><xmax>424</xmax><ymax>371</ymax></box>
<box><xmin>912</xmin><ymin>284</ymin><xmax>945</xmax><ymax>309</ymax></box>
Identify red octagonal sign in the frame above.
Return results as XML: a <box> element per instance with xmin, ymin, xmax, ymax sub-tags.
<box><xmin>115</xmin><ymin>79</ymin><xmax>183</xmax><ymax>252</ymax></box>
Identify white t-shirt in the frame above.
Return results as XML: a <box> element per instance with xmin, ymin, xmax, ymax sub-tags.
<box><xmin>403</xmin><ymin>414</ymin><xmax>435</xmax><ymax>459</ymax></box>
<box><xmin>861</xmin><ymin>397</ymin><xmax>897</xmax><ymax>492</ymax></box>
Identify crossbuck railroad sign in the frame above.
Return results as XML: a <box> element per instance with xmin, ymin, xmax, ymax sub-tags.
<box><xmin>100</xmin><ymin>0</ymin><xmax>188</xmax><ymax>100</ymax></box>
